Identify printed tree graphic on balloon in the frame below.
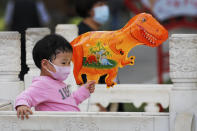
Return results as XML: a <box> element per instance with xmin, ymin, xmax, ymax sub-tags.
<box><xmin>89</xmin><ymin>41</ymin><xmax>112</xmax><ymax>57</ymax></box>
<box><xmin>83</xmin><ymin>41</ymin><xmax>116</xmax><ymax>68</ymax></box>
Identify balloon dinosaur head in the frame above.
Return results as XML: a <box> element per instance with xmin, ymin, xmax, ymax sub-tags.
<box><xmin>123</xmin><ymin>13</ymin><xmax>168</xmax><ymax>47</ymax></box>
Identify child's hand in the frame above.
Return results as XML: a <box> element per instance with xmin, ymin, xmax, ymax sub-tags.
<box><xmin>85</xmin><ymin>81</ymin><xmax>96</xmax><ymax>93</ymax></box>
<box><xmin>16</xmin><ymin>105</ymin><xmax>33</xmax><ymax>120</ymax></box>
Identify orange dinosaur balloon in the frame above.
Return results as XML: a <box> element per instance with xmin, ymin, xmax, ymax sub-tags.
<box><xmin>71</xmin><ymin>13</ymin><xmax>168</xmax><ymax>88</ymax></box>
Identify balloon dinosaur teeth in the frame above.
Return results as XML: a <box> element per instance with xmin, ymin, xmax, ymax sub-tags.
<box><xmin>138</xmin><ymin>24</ymin><xmax>163</xmax><ymax>46</ymax></box>
<box><xmin>143</xmin><ymin>30</ymin><xmax>158</xmax><ymax>45</ymax></box>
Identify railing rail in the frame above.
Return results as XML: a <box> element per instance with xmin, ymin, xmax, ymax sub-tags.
<box><xmin>80</xmin><ymin>84</ymin><xmax>172</xmax><ymax>112</ymax></box>
<box><xmin>0</xmin><ymin>111</ymin><xmax>169</xmax><ymax>131</ymax></box>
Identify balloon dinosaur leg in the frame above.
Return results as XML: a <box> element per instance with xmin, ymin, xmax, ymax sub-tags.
<box><xmin>105</xmin><ymin>68</ymin><xmax>118</xmax><ymax>88</ymax></box>
<box><xmin>86</xmin><ymin>73</ymin><xmax>100</xmax><ymax>83</ymax></box>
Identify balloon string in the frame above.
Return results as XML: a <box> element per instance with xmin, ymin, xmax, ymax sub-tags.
<box><xmin>87</xmin><ymin>95</ymin><xmax>91</xmax><ymax>112</ymax></box>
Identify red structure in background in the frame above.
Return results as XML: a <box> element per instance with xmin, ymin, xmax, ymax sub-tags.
<box><xmin>124</xmin><ymin>0</ymin><xmax>197</xmax><ymax>84</ymax></box>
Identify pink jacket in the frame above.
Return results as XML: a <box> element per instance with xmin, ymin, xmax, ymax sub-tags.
<box><xmin>15</xmin><ymin>76</ymin><xmax>90</xmax><ymax>111</ymax></box>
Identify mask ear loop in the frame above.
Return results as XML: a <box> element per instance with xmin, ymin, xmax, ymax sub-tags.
<box><xmin>46</xmin><ymin>60</ymin><xmax>55</xmax><ymax>73</ymax></box>
<box><xmin>48</xmin><ymin>60</ymin><xmax>54</xmax><ymax>66</ymax></box>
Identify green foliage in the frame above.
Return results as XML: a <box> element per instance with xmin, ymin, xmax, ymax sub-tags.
<box><xmin>68</xmin><ymin>16</ymin><xmax>83</xmax><ymax>25</ymax></box>
<box><xmin>0</xmin><ymin>17</ymin><xmax>5</xmax><ymax>31</ymax></box>
<box><xmin>0</xmin><ymin>0</ymin><xmax>7</xmax><ymax>31</ymax></box>
<box><xmin>163</xmin><ymin>107</ymin><xmax>169</xmax><ymax>112</ymax></box>
<box><xmin>123</xmin><ymin>103</ymin><xmax>147</xmax><ymax>112</ymax></box>
<box><xmin>123</xmin><ymin>103</ymin><xmax>169</xmax><ymax>112</ymax></box>
<box><xmin>163</xmin><ymin>79</ymin><xmax>172</xmax><ymax>84</ymax></box>
<box><xmin>0</xmin><ymin>7</ymin><xmax>5</xmax><ymax>31</ymax></box>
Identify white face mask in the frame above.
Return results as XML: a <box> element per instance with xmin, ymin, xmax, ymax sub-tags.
<box><xmin>47</xmin><ymin>61</ymin><xmax>70</xmax><ymax>81</ymax></box>
<box><xmin>93</xmin><ymin>5</ymin><xmax>110</xmax><ymax>24</ymax></box>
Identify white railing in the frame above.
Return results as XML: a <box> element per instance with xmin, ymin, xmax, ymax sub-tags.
<box><xmin>0</xmin><ymin>32</ymin><xmax>24</xmax><ymax>109</ymax></box>
<box><xmin>0</xmin><ymin>111</ymin><xmax>169</xmax><ymax>131</ymax></box>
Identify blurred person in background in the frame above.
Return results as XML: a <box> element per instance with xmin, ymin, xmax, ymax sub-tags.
<box><xmin>76</xmin><ymin>0</ymin><xmax>110</xmax><ymax>35</ymax></box>
<box><xmin>76</xmin><ymin>0</ymin><xmax>122</xmax><ymax>112</ymax></box>
<box><xmin>4</xmin><ymin>0</ymin><xmax>50</xmax><ymax>81</ymax></box>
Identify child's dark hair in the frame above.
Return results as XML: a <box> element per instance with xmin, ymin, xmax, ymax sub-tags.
<box><xmin>33</xmin><ymin>34</ymin><xmax>73</xmax><ymax>69</ymax></box>
<box><xmin>76</xmin><ymin>0</ymin><xmax>106</xmax><ymax>18</ymax></box>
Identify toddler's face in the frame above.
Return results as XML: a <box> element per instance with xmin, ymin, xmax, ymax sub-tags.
<box><xmin>51</xmin><ymin>51</ymin><xmax>72</xmax><ymax>66</ymax></box>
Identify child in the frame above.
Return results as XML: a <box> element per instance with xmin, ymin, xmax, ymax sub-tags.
<box><xmin>15</xmin><ymin>34</ymin><xmax>95</xmax><ymax>120</ymax></box>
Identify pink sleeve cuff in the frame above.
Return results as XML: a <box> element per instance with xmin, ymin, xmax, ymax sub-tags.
<box><xmin>15</xmin><ymin>99</ymin><xmax>30</xmax><ymax>110</ymax></box>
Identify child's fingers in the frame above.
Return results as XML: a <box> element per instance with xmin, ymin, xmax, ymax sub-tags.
<box><xmin>91</xmin><ymin>87</ymin><xmax>95</xmax><ymax>91</ymax></box>
<box><xmin>27</xmin><ymin>108</ymin><xmax>33</xmax><ymax>115</ymax></box>
<box><xmin>90</xmin><ymin>84</ymin><xmax>95</xmax><ymax>88</ymax></box>
<box><xmin>89</xmin><ymin>86</ymin><xmax>95</xmax><ymax>93</ymax></box>
<box><xmin>90</xmin><ymin>85</ymin><xmax>95</xmax><ymax>90</ymax></box>
<box><xmin>17</xmin><ymin>110</ymin><xmax>21</xmax><ymax>119</ymax></box>
<box><xmin>17</xmin><ymin>107</ymin><xmax>32</xmax><ymax>120</ymax></box>
<box><xmin>87</xmin><ymin>81</ymin><xmax>96</xmax><ymax>86</ymax></box>
<box><xmin>21</xmin><ymin>110</ymin><xmax>24</xmax><ymax>120</ymax></box>
<box><xmin>24</xmin><ymin>110</ymin><xmax>29</xmax><ymax>119</ymax></box>
<box><xmin>18</xmin><ymin>110</ymin><xmax>24</xmax><ymax>120</ymax></box>
<box><xmin>90</xmin><ymin>89</ymin><xmax>94</xmax><ymax>93</ymax></box>
<box><xmin>89</xmin><ymin>86</ymin><xmax>95</xmax><ymax>90</ymax></box>
<box><xmin>85</xmin><ymin>81</ymin><xmax>96</xmax><ymax>91</ymax></box>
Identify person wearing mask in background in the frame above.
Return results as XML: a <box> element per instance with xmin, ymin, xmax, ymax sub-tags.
<box><xmin>76</xmin><ymin>0</ymin><xmax>122</xmax><ymax>112</ymax></box>
<box><xmin>5</xmin><ymin>0</ymin><xmax>50</xmax><ymax>81</ymax></box>
<box><xmin>76</xmin><ymin>0</ymin><xmax>109</xmax><ymax>35</ymax></box>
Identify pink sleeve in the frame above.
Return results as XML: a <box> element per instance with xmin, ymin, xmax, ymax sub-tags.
<box><xmin>71</xmin><ymin>85</ymin><xmax>90</xmax><ymax>105</ymax></box>
<box><xmin>15</xmin><ymin>86</ymin><xmax>47</xmax><ymax>110</ymax></box>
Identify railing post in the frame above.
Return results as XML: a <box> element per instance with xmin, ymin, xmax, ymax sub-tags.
<box><xmin>25</xmin><ymin>28</ymin><xmax>50</xmax><ymax>89</ymax></box>
<box><xmin>169</xmin><ymin>34</ymin><xmax>197</xmax><ymax>131</ymax></box>
<box><xmin>55</xmin><ymin>24</ymin><xmax>78</xmax><ymax>43</ymax></box>
<box><xmin>0</xmin><ymin>32</ymin><xmax>24</xmax><ymax>105</ymax></box>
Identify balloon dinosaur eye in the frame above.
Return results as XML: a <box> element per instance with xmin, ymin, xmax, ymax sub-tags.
<box><xmin>142</xmin><ymin>18</ymin><xmax>146</xmax><ymax>22</ymax></box>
